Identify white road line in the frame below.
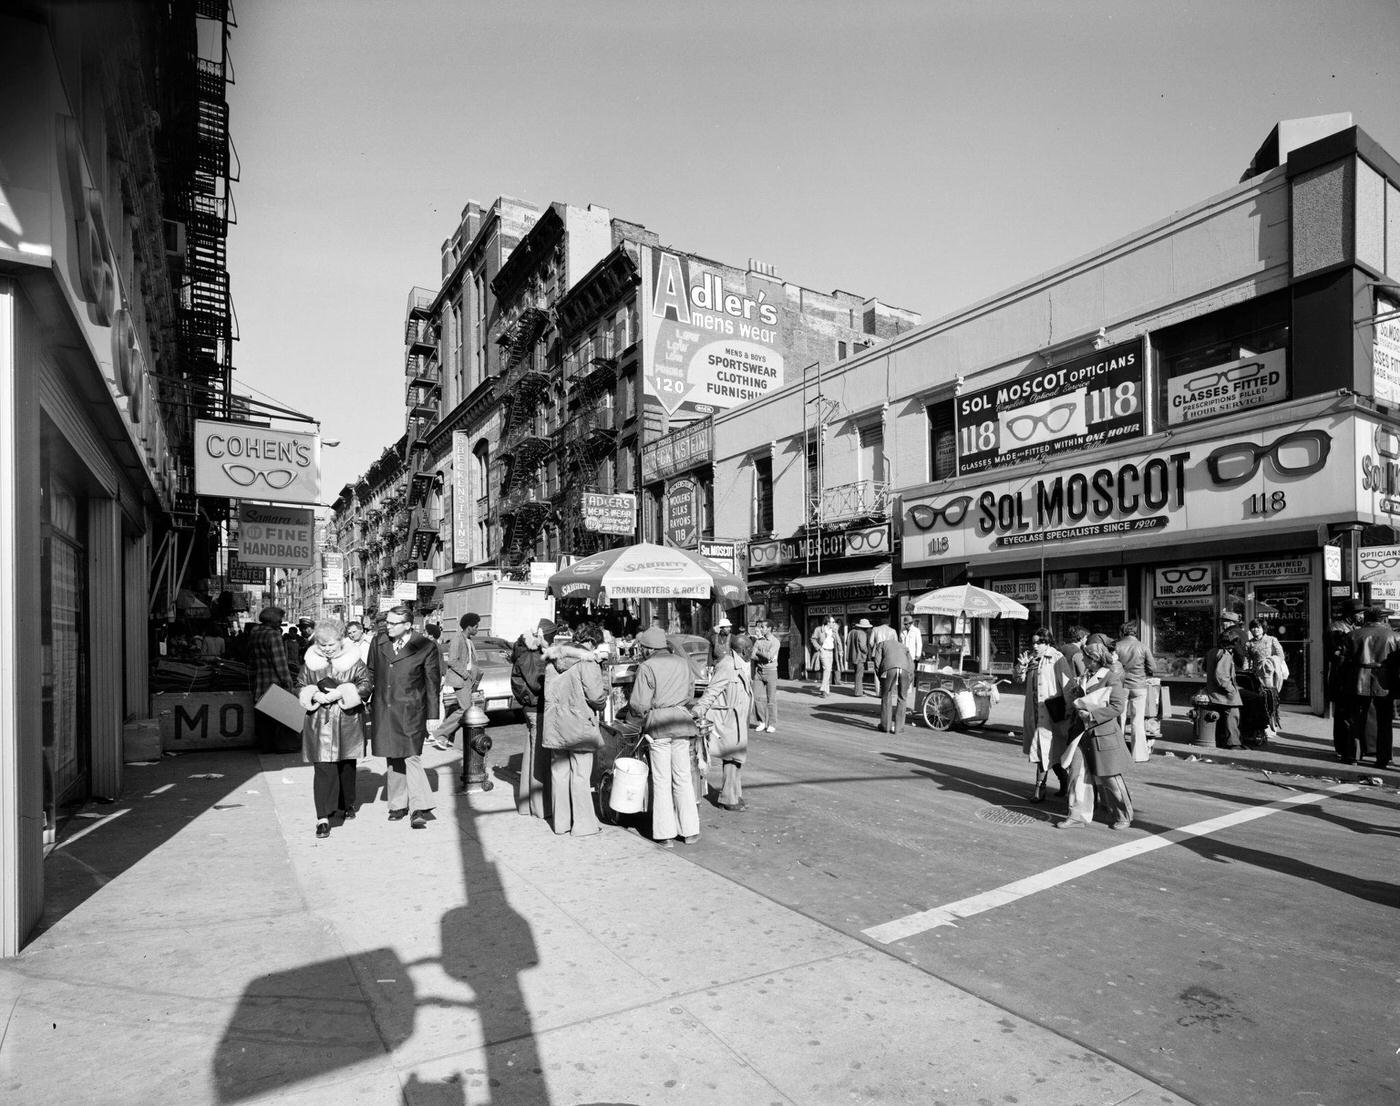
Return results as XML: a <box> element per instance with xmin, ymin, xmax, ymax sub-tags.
<box><xmin>863</xmin><ymin>782</ymin><xmax>1359</xmax><ymax>944</ymax></box>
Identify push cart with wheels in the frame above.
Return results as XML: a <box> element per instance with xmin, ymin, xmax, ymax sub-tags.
<box><xmin>916</xmin><ymin>666</ymin><xmax>1005</xmax><ymax>731</ymax></box>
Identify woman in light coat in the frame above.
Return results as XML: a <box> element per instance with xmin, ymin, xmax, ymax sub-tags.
<box><xmin>1014</xmin><ymin>626</ymin><xmax>1075</xmax><ymax>803</ymax></box>
<box><xmin>542</xmin><ymin>623</ymin><xmax>608</xmax><ymax>837</ymax></box>
<box><xmin>1067</xmin><ymin>635</ymin><xmax>1134</xmax><ymax>830</ymax></box>
<box><xmin>694</xmin><ymin>633</ymin><xmax>754</xmax><ymax>812</ymax></box>
<box><xmin>297</xmin><ymin>620</ymin><xmax>372</xmax><ymax>839</ymax></box>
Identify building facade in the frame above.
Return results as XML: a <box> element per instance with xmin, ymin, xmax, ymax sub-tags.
<box><xmin>714</xmin><ymin>116</ymin><xmax>1400</xmax><ymax>712</ymax></box>
<box><xmin>0</xmin><ymin>1</ymin><xmax>236</xmax><ymax>954</ymax></box>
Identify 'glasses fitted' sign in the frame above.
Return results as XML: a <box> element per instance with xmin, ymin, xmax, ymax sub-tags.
<box><xmin>194</xmin><ymin>420</ymin><xmax>322</xmax><ymax>505</ymax></box>
<box><xmin>954</xmin><ymin>337</ymin><xmax>1145</xmax><ymax>475</ymax></box>
<box><xmin>1166</xmin><ymin>348</ymin><xmax>1287</xmax><ymax>426</ymax></box>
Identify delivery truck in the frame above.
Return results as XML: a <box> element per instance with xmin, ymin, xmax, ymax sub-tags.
<box><xmin>440</xmin><ymin>579</ymin><xmax>555</xmax><ymax>643</ymax></box>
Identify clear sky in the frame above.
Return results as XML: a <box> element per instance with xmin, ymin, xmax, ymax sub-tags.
<box><xmin>224</xmin><ymin>0</ymin><xmax>1400</xmax><ymax>497</ymax></box>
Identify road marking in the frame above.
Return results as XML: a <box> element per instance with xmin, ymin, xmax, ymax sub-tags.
<box><xmin>863</xmin><ymin>782</ymin><xmax>1359</xmax><ymax>944</ymax></box>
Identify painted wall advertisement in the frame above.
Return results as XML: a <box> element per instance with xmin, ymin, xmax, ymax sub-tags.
<box><xmin>236</xmin><ymin>503</ymin><xmax>313</xmax><ymax>568</ymax></box>
<box><xmin>641</xmin><ymin>418</ymin><xmax>713</xmax><ymax>483</ymax></box>
<box><xmin>665</xmin><ymin>477</ymin><xmax>700</xmax><ymax>547</ymax></box>
<box><xmin>640</xmin><ymin>246</ymin><xmax>786</xmax><ymax>419</ymax></box>
<box><xmin>904</xmin><ymin>415</ymin><xmax>1361</xmax><ymax>569</ymax></box>
<box><xmin>1165</xmin><ymin>348</ymin><xmax>1288</xmax><ymax>426</ymax></box>
<box><xmin>954</xmin><ymin>337</ymin><xmax>1145</xmax><ymax>474</ymax></box>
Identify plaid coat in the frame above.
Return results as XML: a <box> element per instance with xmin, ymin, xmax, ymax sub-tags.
<box><xmin>248</xmin><ymin>623</ymin><xmax>291</xmax><ymax>698</ymax></box>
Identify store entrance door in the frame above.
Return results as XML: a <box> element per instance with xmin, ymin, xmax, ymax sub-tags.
<box><xmin>1227</xmin><ymin>577</ymin><xmax>1311</xmax><ymax>705</ymax></box>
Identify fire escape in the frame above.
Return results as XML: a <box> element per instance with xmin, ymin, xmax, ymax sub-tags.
<box><xmin>403</xmin><ymin>288</ymin><xmax>442</xmax><ymax>567</ymax></box>
<box><xmin>558</xmin><ymin>336</ymin><xmax>619</xmax><ymax>555</ymax></box>
<box><xmin>175</xmin><ymin>0</ymin><xmax>236</xmax><ymax>437</ymax></box>
<box><xmin>494</xmin><ymin>301</ymin><xmax>553</xmax><ymax>566</ymax></box>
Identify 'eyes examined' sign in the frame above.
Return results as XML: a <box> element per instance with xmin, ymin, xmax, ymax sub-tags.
<box><xmin>954</xmin><ymin>338</ymin><xmax>1145</xmax><ymax>475</ymax></box>
<box><xmin>194</xmin><ymin>420</ymin><xmax>322</xmax><ymax>505</ymax></box>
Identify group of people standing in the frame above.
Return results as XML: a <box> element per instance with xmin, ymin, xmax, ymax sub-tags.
<box><xmin>811</xmin><ymin>613</ymin><xmax>925</xmax><ymax>733</ymax></box>
<box><xmin>1328</xmin><ymin>597</ymin><xmax>1396</xmax><ymax>771</ymax></box>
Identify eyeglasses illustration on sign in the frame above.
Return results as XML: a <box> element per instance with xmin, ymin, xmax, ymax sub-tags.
<box><xmin>1161</xmin><ymin>566</ymin><xmax>1209</xmax><ymax>584</ymax></box>
<box><xmin>1183</xmin><ymin>361</ymin><xmax>1264</xmax><ymax>393</ymax></box>
<box><xmin>222</xmin><ymin>463</ymin><xmax>297</xmax><ymax>490</ymax></box>
<box><xmin>1362</xmin><ymin>554</ymin><xmax>1400</xmax><ymax>570</ymax></box>
<box><xmin>1205</xmin><ymin>429</ymin><xmax>1331</xmax><ymax>487</ymax></box>
<box><xmin>1004</xmin><ymin>402</ymin><xmax>1078</xmax><ymax>444</ymax></box>
<box><xmin>1262</xmin><ymin>595</ymin><xmax>1306</xmax><ymax>610</ymax></box>
<box><xmin>1374</xmin><ymin>425</ymin><xmax>1400</xmax><ymax>459</ymax></box>
<box><xmin>845</xmin><ymin>528</ymin><xmax>888</xmax><ymax>552</ymax></box>
<box><xmin>906</xmin><ymin>495</ymin><xmax>974</xmax><ymax>531</ymax></box>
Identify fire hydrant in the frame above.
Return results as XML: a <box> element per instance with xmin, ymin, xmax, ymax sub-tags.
<box><xmin>461</xmin><ymin>692</ymin><xmax>493</xmax><ymax>793</ymax></box>
<box><xmin>1190</xmin><ymin>690</ymin><xmax>1217</xmax><ymax>747</ymax></box>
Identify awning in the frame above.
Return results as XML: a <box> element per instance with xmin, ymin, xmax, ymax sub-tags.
<box><xmin>786</xmin><ymin>563</ymin><xmax>892</xmax><ymax>598</ymax></box>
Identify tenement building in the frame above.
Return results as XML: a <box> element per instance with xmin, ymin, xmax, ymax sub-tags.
<box><xmin>0</xmin><ymin>1</ymin><xmax>238</xmax><ymax>954</ymax></box>
<box><xmin>713</xmin><ymin>116</ymin><xmax>1400</xmax><ymax>714</ymax></box>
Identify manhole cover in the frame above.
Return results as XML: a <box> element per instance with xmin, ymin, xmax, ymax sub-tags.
<box><xmin>977</xmin><ymin>805</ymin><xmax>1053</xmax><ymax>827</ymax></box>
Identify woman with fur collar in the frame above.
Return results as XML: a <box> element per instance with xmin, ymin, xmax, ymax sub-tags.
<box><xmin>297</xmin><ymin>619</ymin><xmax>372</xmax><ymax>839</ymax></box>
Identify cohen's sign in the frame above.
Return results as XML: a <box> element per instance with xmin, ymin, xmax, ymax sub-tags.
<box><xmin>904</xmin><ymin>415</ymin><xmax>1361</xmax><ymax>568</ymax></box>
<box><xmin>194</xmin><ymin>420</ymin><xmax>321</xmax><ymax>504</ymax></box>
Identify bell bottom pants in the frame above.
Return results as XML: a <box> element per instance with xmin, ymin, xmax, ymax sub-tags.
<box><xmin>648</xmin><ymin>736</ymin><xmax>699</xmax><ymax>841</ymax></box>
<box><xmin>312</xmin><ymin>759</ymin><xmax>357</xmax><ymax>819</ymax></box>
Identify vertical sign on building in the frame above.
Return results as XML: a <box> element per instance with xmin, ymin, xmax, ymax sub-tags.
<box><xmin>1375</xmin><ymin>296</ymin><xmax>1400</xmax><ymax>405</ymax></box>
<box><xmin>451</xmin><ymin>431</ymin><xmax>471</xmax><ymax>565</ymax></box>
<box><xmin>322</xmin><ymin>552</ymin><xmax>345</xmax><ymax>601</ymax></box>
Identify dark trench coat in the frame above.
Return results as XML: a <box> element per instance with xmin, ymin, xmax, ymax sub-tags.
<box><xmin>368</xmin><ymin>631</ymin><xmax>442</xmax><ymax>758</ymax></box>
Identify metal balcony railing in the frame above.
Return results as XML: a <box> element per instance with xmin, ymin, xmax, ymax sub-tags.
<box><xmin>405</xmin><ymin>319</ymin><xmax>437</xmax><ymax>351</ymax></box>
<box><xmin>405</xmin><ymin>354</ymin><xmax>439</xmax><ymax>384</ymax></box>
<box><xmin>809</xmin><ymin>480</ymin><xmax>891</xmax><ymax>525</ymax></box>
<box><xmin>407</xmin><ymin>286</ymin><xmax>435</xmax><ymax>316</ymax></box>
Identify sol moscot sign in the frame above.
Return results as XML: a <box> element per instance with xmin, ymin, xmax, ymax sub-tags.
<box><xmin>955</xmin><ymin>338</ymin><xmax>1145</xmax><ymax>475</ymax></box>
<box><xmin>194</xmin><ymin>420</ymin><xmax>322</xmax><ymax>505</ymax></box>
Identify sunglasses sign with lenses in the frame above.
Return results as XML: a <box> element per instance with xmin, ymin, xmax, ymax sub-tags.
<box><xmin>1359</xmin><ymin>544</ymin><xmax>1400</xmax><ymax>583</ymax></box>
<box><xmin>954</xmin><ymin>337</ymin><xmax>1145</xmax><ymax>474</ymax></box>
<box><xmin>1165</xmin><ymin>349</ymin><xmax>1287</xmax><ymax>427</ymax></box>
<box><xmin>1155</xmin><ymin>563</ymin><xmax>1213</xmax><ymax>599</ymax></box>
<box><xmin>194</xmin><ymin>419</ymin><xmax>321</xmax><ymax>505</ymax></box>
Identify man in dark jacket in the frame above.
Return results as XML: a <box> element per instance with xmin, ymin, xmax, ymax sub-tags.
<box><xmin>1343</xmin><ymin>606</ymin><xmax>1396</xmax><ymax>769</ymax></box>
<box><xmin>249</xmin><ymin>606</ymin><xmax>297</xmax><ymax>753</ymax></box>
<box><xmin>846</xmin><ymin>619</ymin><xmax>874</xmax><ymax>698</ymax></box>
<box><xmin>511</xmin><ymin>618</ymin><xmax>555</xmax><ymax>818</ymax></box>
<box><xmin>368</xmin><ymin>605</ymin><xmax>442</xmax><ymax>827</ymax></box>
<box><xmin>1328</xmin><ymin>597</ymin><xmax>1367</xmax><ymax>761</ymax></box>
<box><xmin>872</xmin><ymin>632</ymin><xmax>914</xmax><ymax>733</ymax></box>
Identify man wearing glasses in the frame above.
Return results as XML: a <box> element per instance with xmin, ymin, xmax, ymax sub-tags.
<box><xmin>368</xmin><ymin>606</ymin><xmax>442</xmax><ymax>828</ymax></box>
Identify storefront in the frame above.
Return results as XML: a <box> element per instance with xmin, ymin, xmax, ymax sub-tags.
<box><xmin>903</xmin><ymin>403</ymin><xmax>1391</xmax><ymax>712</ymax></box>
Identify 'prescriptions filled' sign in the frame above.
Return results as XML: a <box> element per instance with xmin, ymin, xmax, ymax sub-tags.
<box><xmin>237</xmin><ymin>503</ymin><xmax>313</xmax><ymax>568</ymax></box>
<box><xmin>1166</xmin><ymin>349</ymin><xmax>1287</xmax><ymax>426</ymax></box>
<box><xmin>194</xmin><ymin>420</ymin><xmax>321</xmax><ymax>505</ymax></box>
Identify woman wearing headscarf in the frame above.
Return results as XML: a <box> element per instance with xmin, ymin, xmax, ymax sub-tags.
<box><xmin>1205</xmin><ymin>631</ymin><xmax>1244</xmax><ymax>749</ymax></box>
<box><xmin>694</xmin><ymin>632</ymin><xmax>754</xmax><ymax>812</ymax></box>
<box><xmin>1014</xmin><ymin>626</ymin><xmax>1075</xmax><ymax>803</ymax></box>
<box><xmin>1068</xmin><ymin>634</ymin><xmax>1134</xmax><ymax>830</ymax></box>
<box><xmin>297</xmin><ymin>619</ymin><xmax>372</xmax><ymax>839</ymax></box>
<box><xmin>542</xmin><ymin>622</ymin><xmax>608</xmax><ymax>837</ymax></box>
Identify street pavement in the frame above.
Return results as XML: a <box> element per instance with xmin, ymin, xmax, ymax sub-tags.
<box><xmin>0</xmin><ymin>681</ymin><xmax>1394</xmax><ymax>1105</ymax></box>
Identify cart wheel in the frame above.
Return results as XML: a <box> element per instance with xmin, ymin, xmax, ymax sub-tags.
<box><xmin>597</xmin><ymin>770</ymin><xmax>619</xmax><ymax>825</ymax></box>
<box><xmin>923</xmin><ymin>690</ymin><xmax>957</xmax><ymax>730</ymax></box>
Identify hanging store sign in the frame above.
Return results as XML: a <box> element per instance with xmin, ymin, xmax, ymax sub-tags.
<box><xmin>641</xmin><ymin>418</ymin><xmax>713</xmax><ymax>483</ymax></box>
<box><xmin>1154</xmin><ymin>564</ymin><xmax>1214</xmax><ymax>601</ymax></box>
<box><xmin>904</xmin><ymin>415</ymin><xmax>1365</xmax><ymax>569</ymax></box>
<box><xmin>322</xmin><ymin>552</ymin><xmax>345</xmax><ymax>601</ymax></box>
<box><xmin>699</xmin><ymin>541</ymin><xmax>737</xmax><ymax>574</ymax></box>
<box><xmin>665</xmin><ymin>477</ymin><xmax>700</xmax><ymax>547</ymax></box>
<box><xmin>236</xmin><ymin>503</ymin><xmax>314</xmax><ymax>569</ymax></box>
<box><xmin>1373</xmin><ymin>297</ymin><xmax>1400</xmax><ymax>405</ymax></box>
<box><xmin>640</xmin><ymin>247</ymin><xmax>786</xmax><ymax>419</ymax></box>
<box><xmin>226</xmin><ymin>553</ymin><xmax>266</xmax><ymax>587</ymax></box>
<box><xmin>581</xmin><ymin>492</ymin><xmax>637</xmax><ymax>535</ymax></box>
<box><xmin>194</xmin><ymin>420</ymin><xmax>321</xmax><ymax>505</ymax></box>
<box><xmin>1358</xmin><ymin>544</ymin><xmax>1400</xmax><ymax>586</ymax></box>
<box><xmin>749</xmin><ymin>523</ymin><xmax>890</xmax><ymax>571</ymax></box>
<box><xmin>954</xmin><ymin>337</ymin><xmax>1145</xmax><ymax>475</ymax></box>
<box><xmin>451</xmin><ymin>431</ymin><xmax>472</xmax><ymax>564</ymax></box>
<box><xmin>393</xmin><ymin>582</ymin><xmax>418</xmax><ymax>601</ymax></box>
<box><xmin>1165</xmin><ymin>348</ymin><xmax>1288</xmax><ymax>426</ymax></box>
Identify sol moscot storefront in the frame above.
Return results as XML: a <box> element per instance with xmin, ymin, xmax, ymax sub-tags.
<box><xmin>902</xmin><ymin>400</ymin><xmax>1397</xmax><ymax>713</ymax></box>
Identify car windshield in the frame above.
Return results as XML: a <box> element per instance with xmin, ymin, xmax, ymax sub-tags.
<box><xmin>475</xmin><ymin>638</ymin><xmax>512</xmax><ymax>666</ymax></box>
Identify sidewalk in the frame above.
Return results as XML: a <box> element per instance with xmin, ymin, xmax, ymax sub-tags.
<box><xmin>0</xmin><ymin>722</ymin><xmax>1193</xmax><ymax>1106</ymax></box>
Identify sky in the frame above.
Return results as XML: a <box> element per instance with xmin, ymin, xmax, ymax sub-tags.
<box><xmin>223</xmin><ymin>0</ymin><xmax>1400</xmax><ymax>498</ymax></box>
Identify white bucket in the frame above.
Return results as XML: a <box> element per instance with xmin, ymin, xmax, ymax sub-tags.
<box><xmin>953</xmin><ymin>690</ymin><xmax>977</xmax><ymax>719</ymax></box>
<box><xmin>608</xmin><ymin>757</ymin><xmax>648</xmax><ymax>814</ymax></box>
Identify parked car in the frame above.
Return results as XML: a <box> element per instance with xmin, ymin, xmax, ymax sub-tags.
<box><xmin>474</xmin><ymin>635</ymin><xmax>518</xmax><ymax>715</ymax></box>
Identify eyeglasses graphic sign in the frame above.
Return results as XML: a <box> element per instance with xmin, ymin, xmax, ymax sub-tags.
<box><xmin>1155</xmin><ymin>563</ymin><xmax>1213</xmax><ymax>599</ymax></box>
<box><xmin>1205</xmin><ymin>428</ymin><xmax>1331</xmax><ymax>487</ymax></box>
<box><xmin>194</xmin><ymin>420</ymin><xmax>322</xmax><ymax>505</ymax></box>
<box><xmin>1359</xmin><ymin>544</ymin><xmax>1400</xmax><ymax>583</ymax></box>
<box><xmin>954</xmin><ymin>336</ymin><xmax>1144</xmax><ymax>475</ymax></box>
<box><xmin>1165</xmin><ymin>348</ymin><xmax>1287</xmax><ymax>426</ymax></box>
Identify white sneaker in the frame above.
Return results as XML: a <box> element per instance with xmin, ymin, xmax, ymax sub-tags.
<box><xmin>766</xmin><ymin>725</ymin><xmax>776</xmax><ymax>733</ymax></box>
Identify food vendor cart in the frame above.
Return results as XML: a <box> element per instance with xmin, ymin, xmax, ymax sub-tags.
<box><xmin>908</xmin><ymin>584</ymin><xmax>1027</xmax><ymax>732</ymax></box>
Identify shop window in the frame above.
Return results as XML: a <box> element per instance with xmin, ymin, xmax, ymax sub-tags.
<box><xmin>926</xmin><ymin>398</ymin><xmax>956</xmax><ymax>481</ymax></box>
<box><xmin>1046</xmin><ymin>568</ymin><xmax>1127</xmax><ymax>645</ymax></box>
<box><xmin>1155</xmin><ymin>291</ymin><xmax>1290</xmax><ymax>429</ymax></box>
<box><xmin>753</xmin><ymin>454</ymin><xmax>774</xmax><ymax>535</ymax></box>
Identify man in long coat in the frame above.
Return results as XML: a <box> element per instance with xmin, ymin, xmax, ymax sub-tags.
<box><xmin>249</xmin><ymin>605</ymin><xmax>298</xmax><ymax>753</ymax></box>
<box><xmin>1343</xmin><ymin>606</ymin><xmax>1396</xmax><ymax>769</ymax></box>
<box><xmin>368</xmin><ymin>605</ymin><xmax>441</xmax><ymax>828</ymax></box>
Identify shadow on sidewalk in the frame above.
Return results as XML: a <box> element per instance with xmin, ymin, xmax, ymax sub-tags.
<box><xmin>35</xmin><ymin>750</ymin><xmax>266</xmax><ymax>939</ymax></box>
<box><xmin>213</xmin><ymin>750</ymin><xmax>550</xmax><ymax>1105</ymax></box>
